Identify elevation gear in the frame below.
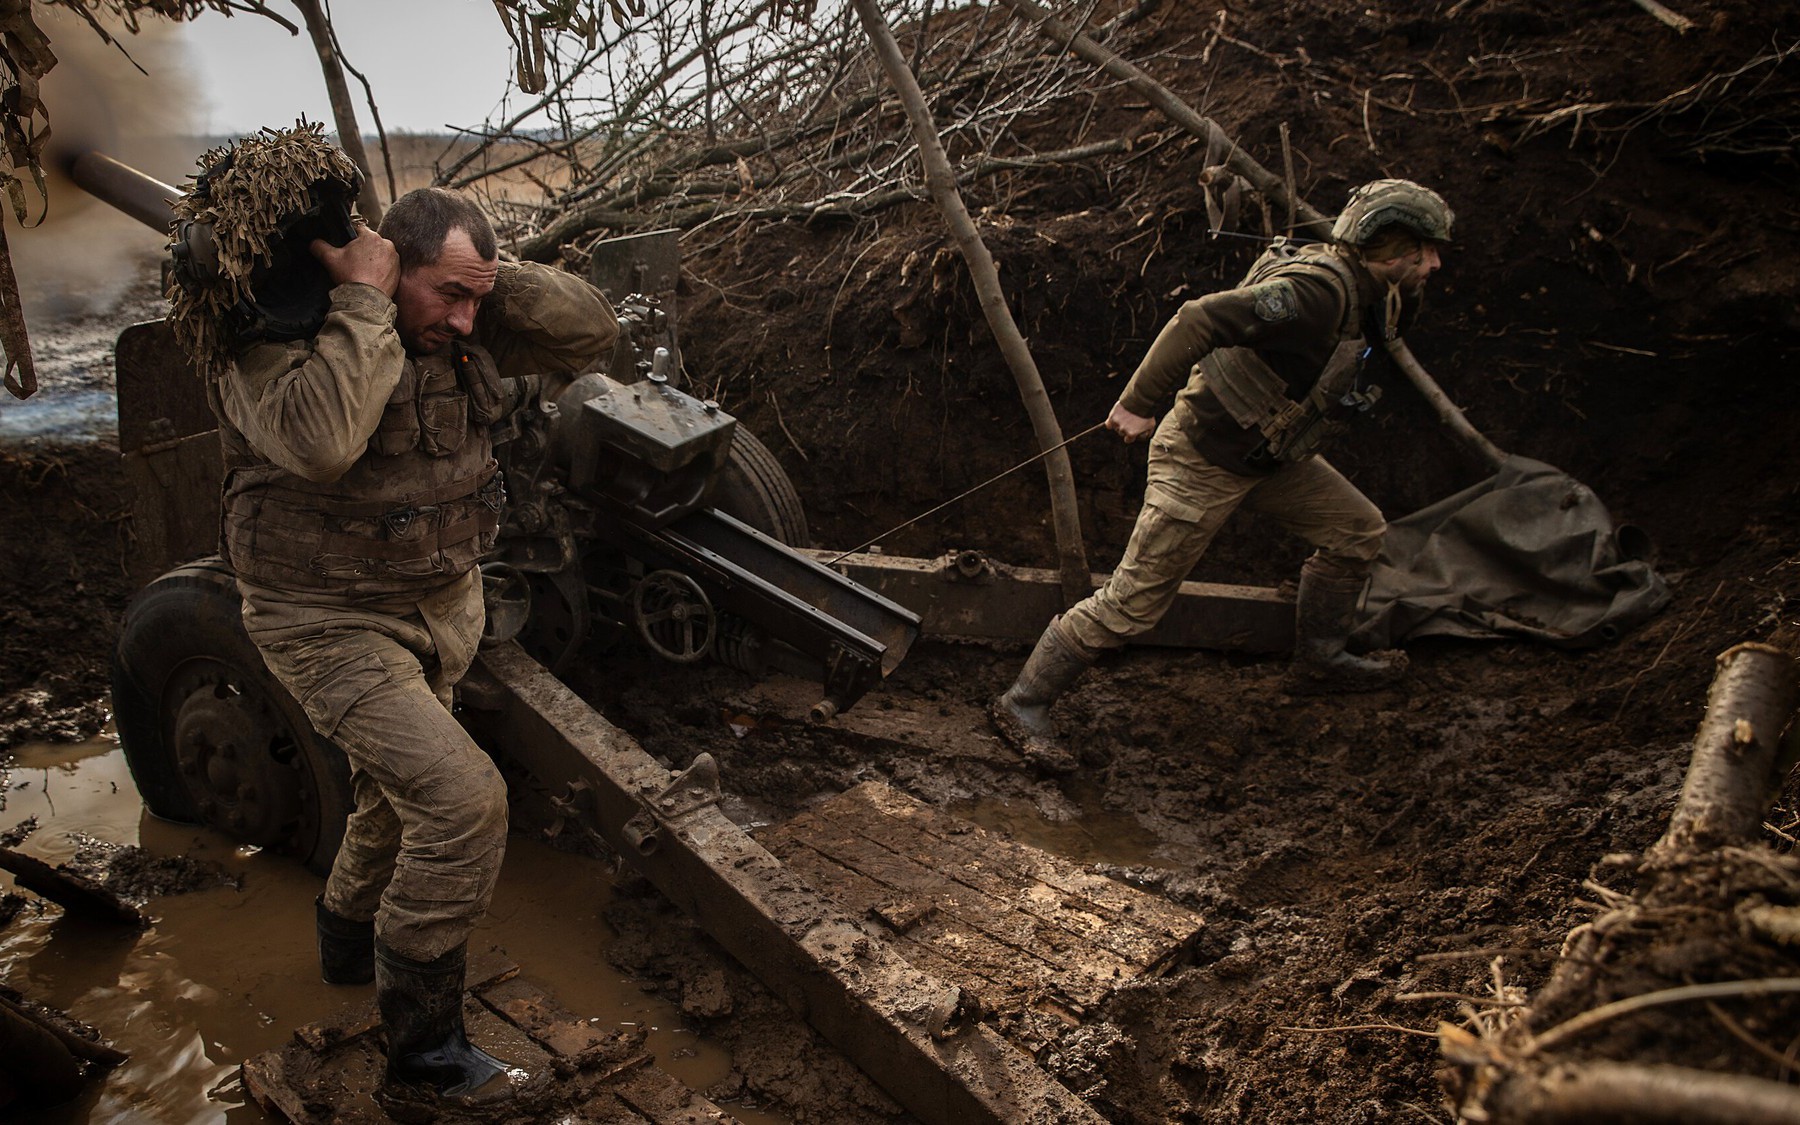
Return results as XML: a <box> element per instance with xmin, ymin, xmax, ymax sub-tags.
<box><xmin>315</xmin><ymin>896</ymin><xmax>375</xmax><ymax>985</ymax></box>
<box><xmin>373</xmin><ymin>941</ymin><xmax>540</xmax><ymax>1118</ymax></box>
<box><xmin>989</xmin><ymin>617</ymin><xmax>1093</xmax><ymax>774</ymax></box>
<box><xmin>1330</xmin><ymin>179</ymin><xmax>1455</xmax><ymax>249</ymax></box>
<box><xmin>1284</xmin><ymin>555</ymin><xmax>1408</xmax><ymax>693</ymax></box>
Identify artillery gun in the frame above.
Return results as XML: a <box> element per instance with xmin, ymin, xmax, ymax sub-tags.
<box><xmin>56</xmin><ymin>149</ymin><xmax>1225</xmax><ymax>1125</ymax></box>
<box><xmin>69</xmin><ymin>151</ymin><xmax>918</xmax><ymax>873</ymax></box>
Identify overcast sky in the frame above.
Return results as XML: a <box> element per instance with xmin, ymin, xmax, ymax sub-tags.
<box><xmin>179</xmin><ymin>0</ymin><xmax>523</xmax><ymax>135</ymax></box>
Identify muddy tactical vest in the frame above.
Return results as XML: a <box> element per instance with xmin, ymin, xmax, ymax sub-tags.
<box><xmin>1198</xmin><ymin>240</ymin><xmax>1371</xmax><ymax>464</ymax></box>
<box><xmin>220</xmin><ymin>341</ymin><xmax>507</xmax><ymax>594</ymax></box>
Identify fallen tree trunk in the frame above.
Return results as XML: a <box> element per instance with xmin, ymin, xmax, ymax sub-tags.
<box><xmin>1652</xmin><ymin>642</ymin><xmax>1799</xmax><ymax>855</ymax></box>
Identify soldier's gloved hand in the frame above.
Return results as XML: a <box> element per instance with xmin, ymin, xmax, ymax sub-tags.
<box><xmin>312</xmin><ymin>222</ymin><xmax>400</xmax><ymax>298</ymax></box>
<box><xmin>1105</xmin><ymin>401</ymin><xmax>1156</xmax><ymax>444</ymax></box>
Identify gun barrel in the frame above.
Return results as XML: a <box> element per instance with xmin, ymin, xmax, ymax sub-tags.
<box><xmin>67</xmin><ymin>151</ymin><xmax>180</xmax><ymax>236</ymax></box>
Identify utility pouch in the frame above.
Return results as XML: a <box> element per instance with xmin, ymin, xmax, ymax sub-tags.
<box><xmin>455</xmin><ymin>344</ymin><xmax>507</xmax><ymax>426</ymax></box>
<box><xmin>416</xmin><ymin>393</ymin><xmax>469</xmax><ymax>457</ymax></box>
<box><xmin>372</xmin><ymin>367</ymin><xmax>422</xmax><ymax>456</ymax></box>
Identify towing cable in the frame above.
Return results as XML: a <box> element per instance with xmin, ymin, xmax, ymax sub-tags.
<box><xmin>829</xmin><ymin>419</ymin><xmax>1110</xmax><ymax>564</ymax></box>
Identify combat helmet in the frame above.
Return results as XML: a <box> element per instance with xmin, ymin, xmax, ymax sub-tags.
<box><xmin>1330</xmin><ymin>179</ymin><xmax>1454</xmax><ymax>250</ymax></box>
<box><xmin>166</xmin><ymin>120</ymin><xmax>362</xmax><ymax>382</ymax></box>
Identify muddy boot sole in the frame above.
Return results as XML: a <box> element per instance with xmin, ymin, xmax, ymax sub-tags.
<box><xmin>375</xmin><ymin>1066</ymin><xmax>549</xmax><ymax>1123</ymax></box>
<box><xmin>1282</xmin><ymin>651</ymin><xmax>1410</xmax><ymax>695</ymax></box>
<box><xmin>988</xmin><ymin>697</ymin><xmax>1080</xmax><ymax>775</ymax></box>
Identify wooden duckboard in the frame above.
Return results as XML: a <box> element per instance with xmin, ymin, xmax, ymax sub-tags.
<box><xmin>242</xmin><ymin>953</ymin><xmax>736</xmax><ymax>1124</ymax></box>
<box><xmin>757</xmin><ymin>782</ymin><xmax>1203</xmax><ymax>1029</ymax></box>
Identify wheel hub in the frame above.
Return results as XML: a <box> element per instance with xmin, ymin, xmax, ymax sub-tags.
<box><xmin>169</xmin><ymin>666</ymin><xmax>310</xmax><ymax>850</ymax></box>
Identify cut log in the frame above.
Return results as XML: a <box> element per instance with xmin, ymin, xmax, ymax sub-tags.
<box><xmin>1653</xmin><ymin>642</ymin><xmax>1800</xmax><ymax>856</ymax></box>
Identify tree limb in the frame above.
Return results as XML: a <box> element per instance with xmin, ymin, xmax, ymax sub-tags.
<box><xmin>850</xmin><ymin>0</ymin><xmax>1090</xmax><ymax>605</ymax></box>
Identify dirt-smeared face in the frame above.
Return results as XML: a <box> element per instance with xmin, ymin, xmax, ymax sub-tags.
<box><xmin>1365</xmin><ymin>242</ymin><xmax>1443</xmax><ymax>293</ymax></box>
<box><xmin>393</xmin><ymin>227</ymin><xmax>498</xmax><ymax>355</ymax></box>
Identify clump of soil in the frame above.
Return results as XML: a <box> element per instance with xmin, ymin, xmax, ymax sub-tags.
<box><xmin>59</xmin><ymin>833</ymin><xmax>239</xmax><ymax>902</ymax></box>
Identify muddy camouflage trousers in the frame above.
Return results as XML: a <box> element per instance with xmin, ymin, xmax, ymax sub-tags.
<box><xmin>238</xmin><ymin>568</ymin><xmax>507</xmax><ymax>962</ymax></box>
<box><xmin>1061</xmin><ymin>408</ymin><xmax>1386</xmax><ymax>656</ymax></box>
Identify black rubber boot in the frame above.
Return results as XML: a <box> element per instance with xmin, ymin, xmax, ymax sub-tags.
<box><xmin>1284</xmin><ymin>556</ymin><xmax>1407</xmax><ymax>693</ymax></box>
<box><xmin>315</xmin><ymin>896</ymin><xmax>374</xmax><ymax>985</ymax></box>
<box><xmin>373</xmin><ymin>941</ymin><xmax>537</xmax><ymax>1119</ymax></box>
<box><xmin>989</xmin><ymin>617</ymin><xmax>1093</xmax><ymax>774</ymax></box>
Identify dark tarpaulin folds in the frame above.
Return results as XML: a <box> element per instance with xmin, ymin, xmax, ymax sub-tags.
<box><xmin>1352</xmin><ymin>456</ymin><xmax>1670</xmax><ymax>650</ymax></box>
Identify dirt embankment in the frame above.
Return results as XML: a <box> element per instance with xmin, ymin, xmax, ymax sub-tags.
<box><xmin>3</xmin><ymin>1</ymin><xmax>1799</xmax><ymax>1121</ymax></box>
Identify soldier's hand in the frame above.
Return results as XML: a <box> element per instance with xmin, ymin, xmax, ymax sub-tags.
<box><xmin>312</xmin><ymin>222</ymin><xmax>400</xmax><ymax>298</ymax></box>
<box><xmin>1105</xmin><ymin>401</ymin><xmax>1156</xmax><ymax>444</ymax></box>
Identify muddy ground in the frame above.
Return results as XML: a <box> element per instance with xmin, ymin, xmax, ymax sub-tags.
<box><xmin>5</xmin><ymin>0</ymin><xmax>1800</xmax><ymax>1120</ymax></box>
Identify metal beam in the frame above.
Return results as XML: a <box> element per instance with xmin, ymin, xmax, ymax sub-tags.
<box><xmin>805</xmin><ymin>549</ymin><xmax>1295</xmax><ymax>652</ymax></box>
<box><xmin>462</xmin><ymin>642</ymin><xmax>1106</xmax><ymax>1125</ymax></box>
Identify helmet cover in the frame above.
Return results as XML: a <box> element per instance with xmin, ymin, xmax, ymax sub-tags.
<box><xmin>166</xmin><ymin>120</ymin><xmax>362</xmax><ymax>381</ymax></box>
<box><xmin>1330</xmin><ymin>179</ymin><xmax>1454</xmax><ymax>250</ymax></box>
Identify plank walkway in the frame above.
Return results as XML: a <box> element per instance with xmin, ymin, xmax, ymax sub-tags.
<box><xmin>242</xmin><ymin>780</ymin><xmax>1201</xmax><ymax>1122</ymax></box>
<box><xmin>759</xmin><ymin>782</ymin><xmax>1204</xmax><ymax>1031</ymax></box>
<box><xmin>242</xmin><ymin>953</ymin><xmax>736</xmax><ymax>1124</ymax></box>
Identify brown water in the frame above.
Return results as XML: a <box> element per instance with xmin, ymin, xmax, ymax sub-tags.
<box><xmin>1</xmin><ymin>731</ymin><xmax>784</xmax><ymax>1124</ymax></box>
<box><xmin>950</xmin><ymin>779</ymin><xmax>1171</xmax><ymax>868</ymax></box>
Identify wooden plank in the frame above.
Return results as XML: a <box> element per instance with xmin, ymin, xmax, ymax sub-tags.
<box><xmin>821</xmin><ymin>803</ymin><xmax>1176</xmax><ymax>970</ymax></box>
<box><xmin>294</xmin><ymin>953</ymin><xmax>518</xmax><ymax>1053</ymax></box>
<box><xmin>240</xmin><ymin>1050</ymin><xmax>314</xmax><ymax>1124</ymax></box>
<box><xmin>467</xmin><ymin>642</ymin><xmax>1110</xmax><ymax>1125</ymax></box>
<box><xmin>478</xmin><ymin>974</ymin><xmax>612</xmax><ymax>1058</ymax></box>
<box><xmin>0</xmin><ymin>847</ymin><xmax>145</xmax><ymax>926</ymax></box>
<box><xmin>613</xmin><ymin>1061</ymin><xmax>745</xmax><ymax>1125</ymax></box>
<box><xmin>771</xmin><ymin>835</ymin><xmax>1033</xmax><ymax>1005</ymax></box>
<box><xmin>803</xmin><ymin>549</ymin><xmax>1293</xmax><ymax>651</ymax></box>
<box><xmin>777</xmin><ymin>805</ymin><xmax>1149</xmax><ymax>982</ymax></box>
<box><xmin>856</xmin><ymin>783</ymin><xmax>1204</xmax><ymax>948</ymax></box>
<box><xmin>251</xmin><ymin>958</ymin><xmax>732</xmax><ymax>1125</ymax></box>
<box><xmin>782</xmin><ymin>835</ymin><xmax>1113</xmax><ymax>1014</ymax></box>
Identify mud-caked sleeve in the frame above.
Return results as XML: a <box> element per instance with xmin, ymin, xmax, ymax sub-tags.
<box><xmin>475</xmin><ymin>261</ymin><xmax>620</xmax><ymax>380</ymax></box>
<box><xmin>216</xmin><ymin>282</ymin><xmax>405</xmax><ymax>483</ymax></box>
<box><xmin>1117</xmin><ymin>272</ymin><xmax>1347</xmax><ymax>417</ymax></box>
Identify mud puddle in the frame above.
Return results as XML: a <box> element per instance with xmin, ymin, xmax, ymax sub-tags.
<box><xmin>2</xmin><ymin>729</ymin><xmax>786</xmax><ymax>1124</ymax></box>
<box><xmin>949</xmin><ymin>780</ymin><xmax>1170</xmax><ymax>868</ymax></box>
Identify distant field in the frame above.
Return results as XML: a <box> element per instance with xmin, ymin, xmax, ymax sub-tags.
<box><xmin>369</xmin><ymin>132</ymin><xmax>573</xmax><ymax>210</ymax></box>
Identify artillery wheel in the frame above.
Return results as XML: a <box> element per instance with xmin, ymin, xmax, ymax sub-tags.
<box><xmin>713</xmin><ymin>427</ymin><xmax>809</xmax><ymax>547</ymax></box>
<box><xmin>111</xmin><ymin>559</ymin><xmax>352</xmax><ymax>875</ymax></box>
<box><xmin>631</xmin><ymin>570</ymin><xmax>717</xmax><ymax>663</ymax></box>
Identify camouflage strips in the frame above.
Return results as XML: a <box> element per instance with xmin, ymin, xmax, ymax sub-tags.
<box><xmin>166</xmin><ymin>119</ymin><xmax>361</xmax><ymax>381</ymax></box>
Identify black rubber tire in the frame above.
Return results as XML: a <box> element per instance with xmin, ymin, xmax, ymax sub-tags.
<box><xmin>711</xmin><ymin>426</ymin><xmax>809</xmax><ymax>547</ymax></box>
<box><xmin>111</xmin><ymin>559</ymin><xmax>352</xmax><ymax>876</ymax></box>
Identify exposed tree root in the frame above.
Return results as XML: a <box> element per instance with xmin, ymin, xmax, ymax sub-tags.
<box><xmin>1438</xmin><ymin>644</ymin><xmax>1800</xmax><ymax>1124</ymax></box>
<box><xmin>1484</xmin><ymin>1061</ymin><xmax>1800</xmax><ymax>1124</ymax></box>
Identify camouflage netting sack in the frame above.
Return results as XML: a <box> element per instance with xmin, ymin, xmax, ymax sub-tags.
<box><xmin>166</xmin><ymin>120</ymin><xmax>361</xmax><ymax>382</ymax></box>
